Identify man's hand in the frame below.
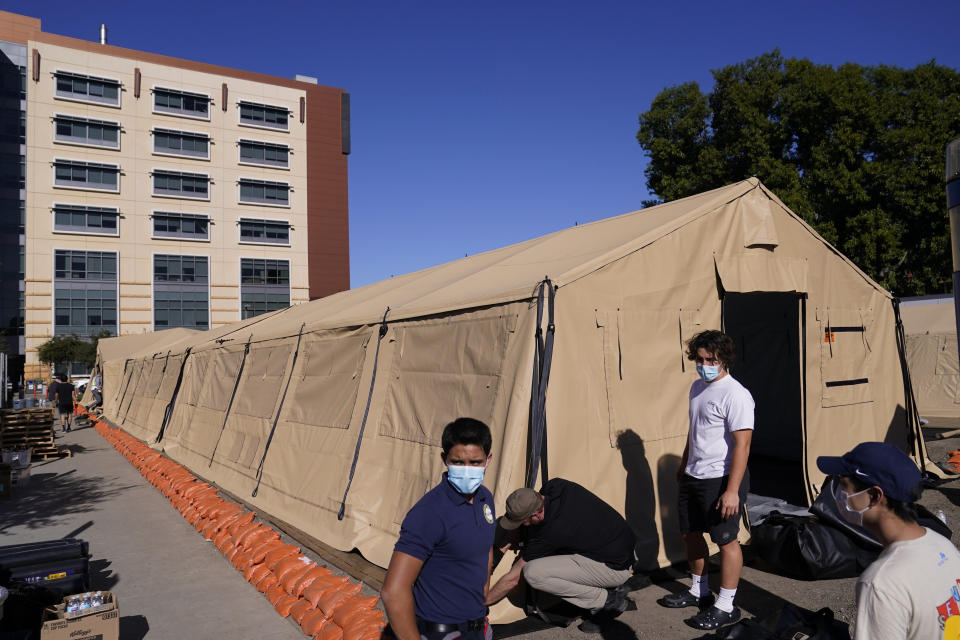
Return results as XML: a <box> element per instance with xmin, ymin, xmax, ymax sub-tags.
<box><xmin>715</xmin><ymin>490</ymin><xmax>740</xmax><ymax>520</ymax></box>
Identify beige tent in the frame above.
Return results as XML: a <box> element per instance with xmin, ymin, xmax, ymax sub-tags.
<box><xmin>902</xmin><ymin>295</ymin><xmax>959</xmax><ymax>419</ymax></box>
<box><xmin>93</xmin><ymin>178</ymin><xmax>928</xmax><ymax>613</ymax></box>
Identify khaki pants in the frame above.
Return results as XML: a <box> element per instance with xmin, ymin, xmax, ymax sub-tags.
<box><xmin>522</xmin><ymin>554</ymin><xmax>633</xmax><ymax>611</ymax></box>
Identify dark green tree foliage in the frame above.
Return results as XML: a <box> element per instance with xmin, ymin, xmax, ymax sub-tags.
<box><xmin>637</xmin><ymin>51</ymin><xmax>960</xmax><ymax>295</ymax></box>
<box><xmin>36</xmin><ymin>330</ymin><xmax>111</xmax><ymax>374</ymax></box>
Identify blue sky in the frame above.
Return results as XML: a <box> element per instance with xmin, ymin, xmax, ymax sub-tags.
<box><xmin>11</xmin><ymin>1</ymin><xmax>960</xmax><ymax>287</ymax></box>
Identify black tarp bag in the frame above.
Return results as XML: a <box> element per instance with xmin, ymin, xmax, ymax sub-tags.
<box><xmin>698</xmin><ymin>604</ymin><xmax>850</xmax><ymax>640</ymax></box>
<box><xmin>749</xmin><ymin>512</ymin><xmax>878</xmax><ymax>580</ymax></box>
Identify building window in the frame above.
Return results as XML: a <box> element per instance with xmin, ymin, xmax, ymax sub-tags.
<box><xmin>153</xmin><ymin>128</ymin><xmax>210</xmax><ymax>159</ymax></box>
<box><xmin>239</xmin><ymin>139</ymin><xmax>289</xmax><ymax>168</ymax></box>
<box><xmin>53</xmin><ymin>204</ymin><xmax>119</xmax><ymax>235</ymax></box>
<box><xmin>53</xmin><ymin>159</ymin><xmax>119</xmax><ymax>192</ymax></box>
<box><xmin>240</xmin><ymin>258</ymin><xmax>290</xmax><ymax>319</ymax></box>
<box><xmin>239</xmin><ymin>218</ymin><xmax>290</xmax><ymax>245</ymax></box>
<box><xmin>153</xmin><ymin>254</ymin><xmax>208</xmax><ymax>330</ymax></box>
<box><xmin>54</xmin><ymin>115</ymin><xmax>120</xmax><ymax>149</ymax></box>
<box><xmin>152</xmin><ymin>212</ymin><xmax>209</xmax><ymax>240</ymax></box>
<box><xmin>153</xmin><ymin>87</ymin><xmax>210</xmax><ymax>119</ymax></box>
<box><xmin>153</xmin><ymin>170</ymin><xmax>209</xmax><ymax>199</ymax></box>
<box><xmin>238</xmin><ymin>178</ymin><xmax>289</xmax><ymax>206</ymax></box>
<box><xmin>53</xmin><ymin>250</ymin><xmax>118</xmax><ymax>336</ymax></box>
<box><xmin>54</xmin><ymin>71</ymin><xmax>120</xmax><ymax>106</ymax></box>
<box><xmin>239</xmin><ymin>101</ymin><xmax>289</xmax><ymax>131</ymax></box>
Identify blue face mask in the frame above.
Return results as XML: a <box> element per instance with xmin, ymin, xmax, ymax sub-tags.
<box><xmin>696</xmin><ymin>364</ymin><xmax>721</xmax><ymax>382</ymax></box>
<box><xmin>447</xmin><ymin>464</ymin><xmax>486</xmax><ymax>495</ymax></box>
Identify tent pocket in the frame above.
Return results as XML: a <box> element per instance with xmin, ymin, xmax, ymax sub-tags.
<box><xmin>818</xmin><ymin>308</ymin><xmax>873</xmax><ymax>408</ymax></box>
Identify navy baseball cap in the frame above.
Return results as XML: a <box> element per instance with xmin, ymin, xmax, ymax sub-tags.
<box><xmin>816</xmin><ymin>442</ymin><xmax>922</xmax><ymax>503</ymax></box>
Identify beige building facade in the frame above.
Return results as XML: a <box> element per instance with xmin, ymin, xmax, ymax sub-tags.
<box><xmin>0</xmin><ymin>11</ymin><xmax>350</xmax><ymax>381</ymax></box>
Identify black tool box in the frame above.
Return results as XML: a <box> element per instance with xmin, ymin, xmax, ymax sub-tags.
<box><xmin>0</xmin><ymin>539</ymin><xmax>90</xmax><ymax>636</ymax></box>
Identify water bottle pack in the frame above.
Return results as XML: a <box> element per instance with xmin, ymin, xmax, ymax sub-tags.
<box><xmin>64</xmin><ymin>591</ymin><xmax>106</xmax><ymax>615</ymax></box>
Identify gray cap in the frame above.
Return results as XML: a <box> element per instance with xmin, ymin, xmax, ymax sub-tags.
<box><xmin>499</xmin><ymin>488</ymin><xmax>543</xmax><ymax>530</ymax></box>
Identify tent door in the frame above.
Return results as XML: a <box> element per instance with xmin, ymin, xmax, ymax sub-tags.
<box><xmin>722</xmin><ymin>292</ymin><xmax>806</xmax><ymax>505</ymax></box>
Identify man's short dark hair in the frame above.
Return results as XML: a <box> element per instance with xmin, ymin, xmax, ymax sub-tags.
<box><xmin>847</xmin><ymin>475</ymin><xmax>922</xmax><ymax>524</ymax></box>
<box><xmin>686</xmin><ymin>330</ymin><xmax>736</xmax><ymax>368</ymax></box>
<box><xmin>441</xmin><ymin>418</ymin><xmax>492</xmax><ymax>456</ymax></box>
<box><xmin>58</xmin><ymin>373</ymin><xmax>68</xmax><ymax>382</ymax></box>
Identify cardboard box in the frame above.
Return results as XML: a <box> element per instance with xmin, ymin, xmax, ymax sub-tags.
<box><xmin>41</xmin><ymin>591</ymin><xmax>119</xmax><ymax>640</ymax></box>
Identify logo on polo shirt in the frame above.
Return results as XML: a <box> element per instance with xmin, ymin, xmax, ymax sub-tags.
<box><xmin>483</xmin><ymin>504</ymin><xmax>494</xmax><ymax>524</ymax></box>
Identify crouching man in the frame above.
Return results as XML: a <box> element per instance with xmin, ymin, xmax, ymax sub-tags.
<box><xmin>382</xmin><ymin>418</ymin><xmax>496</xmax><ymax>640</ymax></box>
<box><xmin>817</xmin><ymin>442</ymin><xmax>960</xmax><ymax>640</ymax></box>
<box><xmin>485</xmin><ymin>478</ymin><xmax>635</xmax><ymax>633</ymax></box>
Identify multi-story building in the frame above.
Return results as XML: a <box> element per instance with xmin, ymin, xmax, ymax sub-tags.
<box><xmin>0</xmin><ymin>11</ymin><xmax>351</xmax><ymax>381</ymax></box>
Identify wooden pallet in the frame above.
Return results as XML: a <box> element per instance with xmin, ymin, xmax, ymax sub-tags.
<box><xmin>31</xmin><ymin>445</ymin><xmax>70</xmax><ymax>460</ymax></box>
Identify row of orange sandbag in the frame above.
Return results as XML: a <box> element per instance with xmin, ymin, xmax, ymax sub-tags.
<box><xmin>89</xmin><ymin>414</ymin><xmax>386</xmax><ymax>640</ymax></box>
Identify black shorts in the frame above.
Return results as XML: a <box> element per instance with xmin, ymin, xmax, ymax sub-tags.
<box><xmin>677</xmin><ymin>472</ymin><xmax>749</xmax><ymax>545</ymax></box>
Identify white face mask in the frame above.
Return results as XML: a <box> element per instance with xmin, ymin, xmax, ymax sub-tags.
<box><xmin>447</xmin><ymin>464</ymin><xmax>486</xmax><ymax>495</ymax></box>
<box><xmin>834</xmin><ymin>485</ymin><xmax>872</xmax><ymax>527</ymax></box>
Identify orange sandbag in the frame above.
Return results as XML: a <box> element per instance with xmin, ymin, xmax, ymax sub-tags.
<box><xmin>292</xmin><ymin>566</ymin><xmax>333</xmax><ymax>597</ymax></box>
<box><xmin>233</xmin><ymin>550</ymin><xmax>255</xmax><ymax>570</ymax></box>
<box><xmin>201</xmin><ymin>520</ymin><xmax>221</xmax><ymax>540</ymax></box>
<box><xmin>264</xmin><ymin>544</ymin><xmax>300</xmax><ymax>570</ymax></box>
<box><xmin>318</xmin><ymin>582</ymin><xmax>362</xmax><ymax>618</ymax></box>
<box><xmin>213</xmin><ymin>529</ymin><xmax>233</xmax><ymax>549</ymax></box>
<box><xmin>302</xmin><ymin>575</ymin><xmax>349</xmax><ymax>607</ymax></box>
<box><xmin>226</xmin><ymin>512</ymin><xmax>255</xmax><ymax>534</ymax></box>
<box><xmin>276</xmin><ymin>555</ymin><xmax>313</xmax><ymax>584</ymax></box>
<box><xmin>300</xmin><ymin>609</ymin><xmax>332</xmax><ymax>636</ymax></box>
<box><xmin>332</xmin><ymin>595</ymin><xmax>379</xmax><ymax>628</ymax></box>
<box><xmin>229</xmin><ymin>521</ymin><xmax>261</xmax><ymax>545</ymax></box>
<box><xmin>245</xmin><ymin>563</ymin><xmax>268</xmax><ymax>583</ymax></box>
<box><xmin>343</xmin><ymin>622</ymin><xmax>386</xmax><ymax>640</ymax></box>
<box><xmin>274</xmin><ymin>594</ymin><xmax>299</xmax><ymax>617</ymax></box>
<box><xmin>256</xmin><ymin>573</ymin><xmax>278</xmax><ymax>593</ymax></box>
<box><xmin>289</xmin><ymin>598</ymin><xmax>316</xmax><ymax>624</ymax></box>
<box><xmin>314</xmin><ymin>621</ymin><xmax>343</xmax><ymax>640</ymax></box>
<box><xmin>281</xmin><ymin>560</ymin><xmax>317</xmax><ymax>594</ymax></box>
<box><xmin>249</xmin><ymin>564</ymin><xmax>270</xmax><ymax>584</ymax></box>
<box><xmin>265</xmin><ymin>584</ymin><xmax>287</xmax><ymax>606</ymax></box>
<box><xmin>225</xmin><ymin>546</ymin><xmax>242</xmax><ymax>563</ymax></box>
<box><xmin>237</xmin><ymin>525</ymin><xmax>270</xmax><ymax>549</ymax></box>
<box><xmin>250</xmin><ymin>537</ymin><xmax>284</xmax><ymax>563</ymax></box>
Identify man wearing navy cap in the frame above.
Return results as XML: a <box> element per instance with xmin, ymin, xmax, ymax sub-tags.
<box><xmin>382</xmin><ymin>418</ymin><xmax>496</xmax><ymax>640</ymax></box>
<box><xmin>817</xmin><ymin>441</ymin><xmax>960</xmax><ymax>640</ymax></box>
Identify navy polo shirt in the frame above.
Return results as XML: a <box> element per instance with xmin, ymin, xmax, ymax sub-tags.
<box><xmin>395</xmin><ymin>472</ymin><xmax>496</xmax><ymax>623</ymax></box>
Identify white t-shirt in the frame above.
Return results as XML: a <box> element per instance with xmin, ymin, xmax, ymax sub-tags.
<box><xmin>685</xmin><ymin>374</ymin><xmax>754</xmax><ymax>479</ymax></box>
<box><xmin>855</xmin><ymin>528</ymin><xmax>960</xmax><ymax>640</ymax></box>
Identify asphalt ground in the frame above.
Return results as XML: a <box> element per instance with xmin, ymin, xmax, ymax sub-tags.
<box><xmin>2</xmin><ymin>414</ymin><xmax>959</xmax><ymax>639</ymax></box>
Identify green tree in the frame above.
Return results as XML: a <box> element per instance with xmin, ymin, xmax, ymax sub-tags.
<box><xmin>36</xmin><ymin>330</ymin><xmax>111</xmax><ymax>376</ymax></box>
<box><xmin>637</xmin><ymin>50</ymin><xmax>960</xmax><ymax>295</ymax></box>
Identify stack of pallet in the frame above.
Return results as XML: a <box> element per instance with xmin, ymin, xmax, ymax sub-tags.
<box><xmin>0</xmin><ymin>408</ymin><xmax>68</xmax><ymax>460</ymax></box>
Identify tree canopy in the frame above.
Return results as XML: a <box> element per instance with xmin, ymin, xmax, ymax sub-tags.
<box><xmin>637</xmin><ymin>50</ymin><xmax>960</xmax><ymax>295</ymax></box>
<box><xmin>36</xmin><ymin>331</ymin><xmax>111</xmax><ymax>376</ymax></box>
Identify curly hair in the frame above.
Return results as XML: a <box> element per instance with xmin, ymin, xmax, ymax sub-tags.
<box><xmin>685</xmin><ymin>330</ymin><xmax>736</xmax><ymax>368</ymax></box>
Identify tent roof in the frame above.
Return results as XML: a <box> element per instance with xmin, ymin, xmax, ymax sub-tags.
<box><xmin>108</xmin><ymin>177</ymin><xmax>891</xmax><ymax>353</ymax></box>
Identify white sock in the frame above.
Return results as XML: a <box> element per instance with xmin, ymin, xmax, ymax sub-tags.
<box><xmin>688</xmin><ymin>572</ymin><xmax>709</xmax><ymax>597</ymax></box>
<box><xmin>715</xmin><ymin>587</ymin><xmax>737</xmax><ymax>613</ymax></box>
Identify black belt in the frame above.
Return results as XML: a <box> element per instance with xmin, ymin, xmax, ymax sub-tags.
<box><xmin>417</xmin><ymin>617</ymin><xmax>486</xmax><ymax>633</ymax></box>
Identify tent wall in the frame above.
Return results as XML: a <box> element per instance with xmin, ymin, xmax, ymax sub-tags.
<box><xmin>902</xmin><ymin>299</ymin><xmax>959</xmax><ymax>419</ymax></box>
<box><xmin>150</xmin><ymin>302</ymin><xmax>536</xmax><ymax>569</ymax></box>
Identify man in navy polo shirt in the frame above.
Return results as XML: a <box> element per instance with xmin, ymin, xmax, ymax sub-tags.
<box><xmin>382</xmin><ymin>418</ymin><xmax>496</xmax><ymax>640</ymax></box>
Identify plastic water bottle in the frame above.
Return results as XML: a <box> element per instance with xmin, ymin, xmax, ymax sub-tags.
<box><xmin>90</xmin><ymin>591</ymin><xmax>103</xmax><ymax>607</ymax></box>
<box><xmin>937</xmin><ymin>509</ymin><xmax>947</xmax><ymax>525</ymax></box>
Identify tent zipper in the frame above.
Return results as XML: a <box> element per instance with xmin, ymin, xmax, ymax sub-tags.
<box><xmin>338</xmin><ymin>307</ymin><xmax>390</xmax><ymax>520</ymax></box>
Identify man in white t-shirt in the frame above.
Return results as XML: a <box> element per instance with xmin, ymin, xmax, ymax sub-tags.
<box><xmin>818</xmin><ymin>441</ymin><xmax>960</xmax><ymax>640</ymax></box>
<box><xmin>657</xmin><ymin>330</ymin><xmax>754</xmax><ymax>631</ymax></box>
